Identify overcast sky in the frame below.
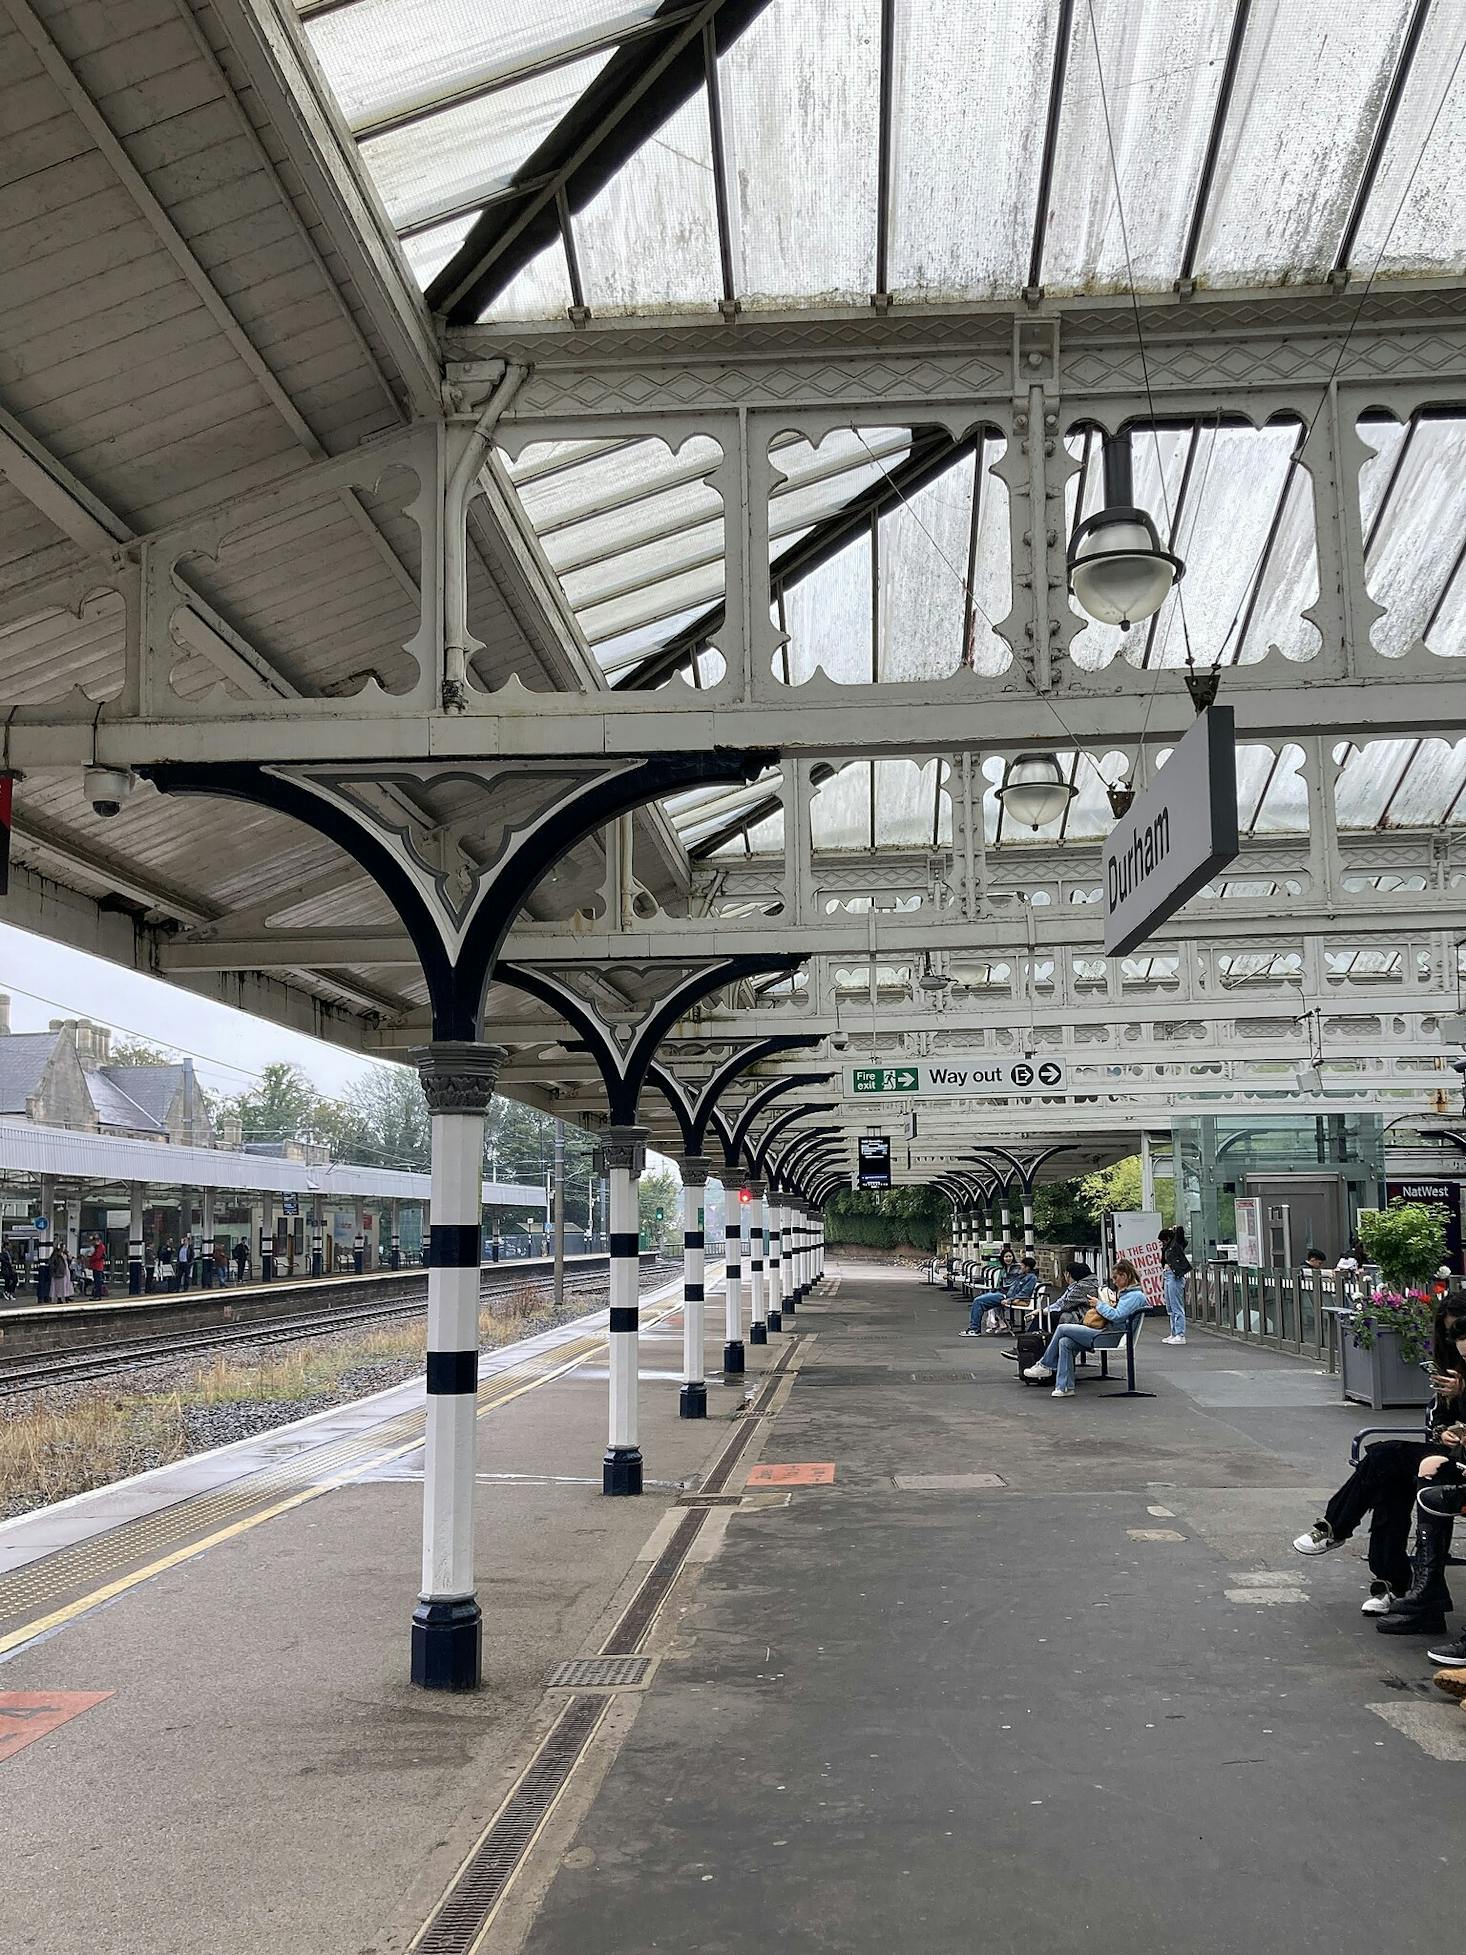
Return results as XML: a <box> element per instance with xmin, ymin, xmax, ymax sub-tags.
<box><xmin>0</xmin><ymin>919</ymin><xmax>394</xmax><ymax>1098</ymax></box>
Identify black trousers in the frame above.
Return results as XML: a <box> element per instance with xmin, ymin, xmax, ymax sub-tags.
<box><xmin>1324</xmin><ymin>1439</ymin><xmax>1432</xmax><ymax>1594</ymax></box>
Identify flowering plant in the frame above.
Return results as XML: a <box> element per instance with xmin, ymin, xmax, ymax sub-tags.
<box><xmin>1349</xmin><ymin>1286</ymin><xmax>1436</xmax><ymax>1370</ymax></box>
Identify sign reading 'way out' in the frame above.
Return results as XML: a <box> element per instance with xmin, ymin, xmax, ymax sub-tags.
<box><xmin>847</xmin><ymin>1059</ymin><xmax>1067</xmax><ymax>1098</ymax></box>
<box><xmin>1103</xmin><ymin>704</ymin><xmax>1239</xmax><ymax>956</ymax></box>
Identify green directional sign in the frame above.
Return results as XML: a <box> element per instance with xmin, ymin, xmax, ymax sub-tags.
<box><xmin>851</xmin><ymin>1066</ymin><xmax>920</xmax><ymax>1094</ymax></box>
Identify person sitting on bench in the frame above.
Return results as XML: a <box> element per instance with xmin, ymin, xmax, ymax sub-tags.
<box><xmin>1292</xmin><ymin>1301</ymin><xmax>1466</xmax><ymax>1616</ymax></box>
<box><xmin>962</xmin><ymin>1253</ymin><xmax>1036</xmax><ymax>1336</ymax></box>
<box><xmin>1023</xmin><ymin>1260</ymin><xmax>1148</xmax><ymax>1397</ymax></box>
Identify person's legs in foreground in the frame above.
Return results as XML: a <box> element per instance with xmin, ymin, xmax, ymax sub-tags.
<box><xmin>1162</xmin><ymin>1269</ymin><xmax>1186</xmax><ymax>1342</ymax></box>
<box><xmin>1025</xmin><ymin>1324</ymin><xmax>1103</xmax><ymax>1395</ymax></box>
<box><xmin>963</xmin><ymin>1290</ymin><xmax>1002</xmax><ymax>1334</ymax></box>
<box><xmin>1377</xmin><ymin>1475</ymin><xmax>1463</xmax><ymax>1637</ymax></box>
<box><xmin>1294</xmin><ymin>1439</ymin><xmax>1427</xmax><ymax>1605</ymax></box>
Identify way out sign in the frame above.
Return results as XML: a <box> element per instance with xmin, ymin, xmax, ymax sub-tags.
<box><xmin>1103</xmin><ymin>705</ymin><xmax>1239</xmax><ymax>956</ymax></box>
<box><xmin>847</xmin><ymin>1059</ymin><xmax>1067</xmax><ymax>1097</ymax></box>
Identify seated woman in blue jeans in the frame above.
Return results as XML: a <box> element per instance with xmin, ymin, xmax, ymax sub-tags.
<box><xmin>1023</xmin><ymin>1260</ymin><xmax>1148</xmax><ymax>1397</ymax></box>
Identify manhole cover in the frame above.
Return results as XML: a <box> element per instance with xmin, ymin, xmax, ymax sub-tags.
<box><xmin>545</xmin><ymin>1655</ymin><xmax>652</xmax><ymax>1689</ymax></box>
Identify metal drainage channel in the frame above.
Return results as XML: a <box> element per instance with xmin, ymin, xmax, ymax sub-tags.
<box><xmin>409</xmin><ymin>1336</ymin><xmax>806</xmax><ymax>1954</ymax></box>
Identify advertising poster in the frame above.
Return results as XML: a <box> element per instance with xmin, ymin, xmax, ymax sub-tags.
<box><xmin>1109</xmin><ymin>1210</ymin><xmax>1166</xmax><ymax>1310</ymax></box>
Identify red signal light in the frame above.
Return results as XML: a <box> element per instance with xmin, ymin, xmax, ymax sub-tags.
<box><xmin>738</xmin><ymin>1188</ymin><xmax>752</xmax><ymax>1204</ymax></box>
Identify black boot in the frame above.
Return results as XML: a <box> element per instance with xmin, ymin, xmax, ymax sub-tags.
<box><xmin>1376</xmin><ymin>1514</ymin><xmax>1453</xmax><ymax>1635</ymax></box>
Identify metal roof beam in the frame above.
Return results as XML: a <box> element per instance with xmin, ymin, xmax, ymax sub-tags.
<box><xmin>431</xmin><ymin>0</ymin><xmax>773</xmax><ymax>324</ymax></box>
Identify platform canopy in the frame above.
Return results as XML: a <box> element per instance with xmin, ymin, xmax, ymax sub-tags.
<box><xmin>4</xmin><ymin>0</ymin><xmax>1466</xmax><ymax>1197</ymax></box>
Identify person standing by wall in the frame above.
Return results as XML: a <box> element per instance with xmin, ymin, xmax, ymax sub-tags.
<box><xmin>87</xmin><ymin>1234</ymin><xmax>107</xmax><ymax>1299</ymax></box>
<box><xmin>1160</xmin><ymin>1225</ymin><xmax>1191</xmax><ymax>1346</ymax></box>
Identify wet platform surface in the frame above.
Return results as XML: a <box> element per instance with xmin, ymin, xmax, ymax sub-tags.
<box><xmin>0</xmin><ymin>1258</ymin><xmax>1456</xmax><ymax>1955</ymax></box>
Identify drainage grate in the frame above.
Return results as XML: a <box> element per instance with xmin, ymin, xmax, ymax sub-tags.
<box><xmin>411</xmin><ymin>1694</ymin><xmax>609</xmax><ymax>1954</ymax></box>
<box><xmin>545</xmin><ymin>1654</ymin><xmax>651</xmax><ymax>1689</ymax></box>
<box><xmin>602</xmin><ymin>1509</ymin><xmax>704</xmax><ymax>1653</ymax></box>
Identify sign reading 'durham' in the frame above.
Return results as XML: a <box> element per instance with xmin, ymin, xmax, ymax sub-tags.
<box><xmin>1103</xmin><ymin>705</ymin><xmax>1239</xmax><ymax>957</ymax></box>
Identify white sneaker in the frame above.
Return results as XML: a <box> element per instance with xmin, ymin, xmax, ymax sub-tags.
<box><xmin>1051</xmin><ymin>1386</ymin><xmax>1075</xmax><ymax>1398</ymax></box>
<box><xmin>1161</xmin><ymin>1335</ymin><xmax>1187</xmax><ymax>1345</ymax></box>
<box><xmin>1292</xmin><ymin>1521</ymin><xmax>1341</xmax><ymax>1556</ymax></box>
<box><xmin>1023</xmin><ymin>1363</ymin><xmax>1055</xmax><ymax>1382</ymax></box>
<box><xmin>1361</xmin><ymin>1582</ymin><xmax>1400</xmax><ymax>1616</ymax></box>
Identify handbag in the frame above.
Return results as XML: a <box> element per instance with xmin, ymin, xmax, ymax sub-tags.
<box><xmin>1083</xmin><ymin>1305</ymin><xmax>1108</xmax><ymax>1330</ymax></box>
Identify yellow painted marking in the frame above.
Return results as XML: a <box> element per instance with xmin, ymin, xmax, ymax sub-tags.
<box><xmin>0</xmin><ymin>1295</ymin><xmax>689</xmax><ymax>1661</ymax></box>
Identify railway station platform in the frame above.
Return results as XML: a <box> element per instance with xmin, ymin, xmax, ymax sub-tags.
<box><xmin>1</xmin><ymin>1259</ymin><xmax>1459</xmax><ymax>1955</ymax></box>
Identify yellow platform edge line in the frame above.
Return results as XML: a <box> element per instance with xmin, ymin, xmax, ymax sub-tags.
<box><xmin>0</xmin><ymin>1297</ymin><xmax>687</xmax><ymax>1662</ymax></box>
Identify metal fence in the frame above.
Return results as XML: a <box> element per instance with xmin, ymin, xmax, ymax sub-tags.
<box><xmin>1191</xmin><ymin>1261</ymin><xmax>1352</xmax><ymax>1368</ymax></box>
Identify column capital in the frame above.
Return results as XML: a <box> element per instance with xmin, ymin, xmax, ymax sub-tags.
<box><xmin>679</xmin><ymin>1155</ymin><xmax>713</xmax><ymax>1188</ymax></box>
<box><xmin>595</xmin><ymin>1125</ymin><xmax>649</xmax><ymax>1176</ymax></box>
<box><xmin>745</xmin><ymin>1177</ymin><xmax>766</xmax><ymax>1200</ymax></box>
<box><xmin>411</xmin><ymin>1041</ymin><xmax>505</xmax><ymax>1114</ymax></box>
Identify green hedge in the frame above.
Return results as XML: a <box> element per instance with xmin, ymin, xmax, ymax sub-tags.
<box><xmin>824</xmin><ymin>1211</ymin><xmax>939</xmax><ymax>1251</ymax></box>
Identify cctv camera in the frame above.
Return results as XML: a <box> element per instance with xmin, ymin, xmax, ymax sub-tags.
<box><xmin>830</xmin><ymin>1031</ymin><xmax>850</xmax><ymax>1050</ymax></box>
<box><xmin>84</xmin><ymin>765</ymin><xmax>134</xmax><ymax>818</ymax></box>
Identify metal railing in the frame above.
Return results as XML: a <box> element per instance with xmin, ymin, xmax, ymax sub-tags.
<box><xmin>1191</xmin><ymin>1261</ymin><xmax>1348</xmax><ymax>1367</ymax></box>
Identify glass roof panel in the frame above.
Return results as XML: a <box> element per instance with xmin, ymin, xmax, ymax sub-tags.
<box><xmin>887</xmin><ymin>0</ymin><xmax>1057</xmax><ymax>299</ymax></box>
<box><xmin>810</xmin><ymin>763</ymin><xmax>873</xmax><ymax>849</ymax></box>
<box><xmin>873</xmin><ymin>759</ymin><xmax>946</xmax><ymax>847</ymax></box>
<box><xmin>358</xmin><ymin>55</ymin><xmax>611</xmax><ymax>230</ymax></box>
<box><xmin>722</xmin><ymin>0</ymin><xmax>880</xmax><ymax>307</ymax></box>
<box><xmin>1252</xmin><ymin>743</ymin><xmax>1308</xmax><ymax>833</ymax></box>
<box><xmin>561</xmin><ymin>515</ymin><xmax>722</xmax><ymax>613</ymax></box>
<box><xmin>1387</xmin><ymin>740</ymin><xmax>1466</xmax><ymax>827</ymax></box>
<box><xmin>1333</xmin><ymin>739</ymin><xmax>1414</xmax><ymax>828</ymax></box>
<box><xmin>509</xmin><ymin>437</ymin><xmax>722</xmax><ymax>531</ymax></box>
<box><xmin>779</xmin><ymin>538</ymin><xmax>872</xmax><ymax>684</ymax></box>
<box><xmin>1192</xmin><ymin>1</ymin><xmax>1412</xmax><ymax>288</ymax></box>
<box><xmin>1043</xmin><ymin>0</ymin><xmax>1232</xmax><ymax>295</ymax></box>
<box><xmin>482</xmin><ymin>235</ymin><xmax>576</xmax><ymax>319</ymax></box>
<box><xmin>572</xmin><ymin>94</ymin><xmax>722</xmax><ymax>313</ymax></box>
<box><xmin>301</xmin><ymin>1</ymin><xmax>658</xmax><ymax>130</ymax></box>
<box><xmin>879</xmin><ymin>464</ymin><xmax>973</xmax><ymax>683</ymax></box>
<box><xmin>401</xmin><ymin>213</ymin><xmax>477</xmax><ymax>289</ymax></box>
<box><xmin>544</xmin><ymin>477</ymin><xmax>725</xmax><ymax>574</ymax></box>
<box><xmin>1365</xmin><ymin>416</ymin><xmax>1466</xmax><ymax>656</ymax></box>
<box><xmin>580</xmin><ymin>559</ymin><xmax>724</xmax><ymax>645</ymax></box>
<box><xmin>1347</xmin><ymin>5</ymin><xmax>1466</xmax><ymax>276</ymax></box>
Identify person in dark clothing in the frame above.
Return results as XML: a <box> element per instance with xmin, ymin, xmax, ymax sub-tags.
<box><xmin>1158</xmin><ymin>1225</ymin><xmax>1191</xmax><ymax>1344</ymax></box>
<box><xmin>1294</xmin><ymin>1302</ymin><xmax>1466</xmax><ymax>1614</ymax></box>
<box><xmin>233</xmin><ymin>1237</ymin><xmax>248</xmax><ymax>1284</ymax></box>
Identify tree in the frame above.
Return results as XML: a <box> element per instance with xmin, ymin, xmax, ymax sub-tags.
<box><xmin>1033</xmin><ymin>1180</ymin><xmax>1100</xmax><ymax>1246</ymax></box>
<box><xmin>311</xmin><ymin>1064</ymin><xmax>432</xmax><ymax>1170</ymax></box>
<box><xmin>219</xmin><ymin>1061</ymin><xmax>319</xmax><ymax>1148</ymax></box>
<box><xmin>639</xmin><ymin>1167</ymin><xmax>680</xmax><ymax>1250</ymax></box>
<box><xmin>1077</xmin><ymin>1156</ymin><xmax>1174</xmax><ymax>1227</ymax></box>
<box><xmin>108</xmin><ymin>1037</ymin><xmax>182</xmax><ymax>1068</ymax></box>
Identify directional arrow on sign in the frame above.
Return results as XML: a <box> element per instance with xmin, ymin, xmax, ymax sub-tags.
<box><xmin>893</xmin><ymin>1068</ymin><xmax>918</xmax><ymax>1090</ymax></box>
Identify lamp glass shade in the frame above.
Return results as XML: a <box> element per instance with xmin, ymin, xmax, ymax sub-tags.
<box><xmin>996</xmin><ymin>754</ymin><xmax>1076</xmax><ymax>830</ymax></box>
<box><xmin>1070</xmin><ymin>516</ymin><xmax>1176</xmax><ymax>627</ymax></box>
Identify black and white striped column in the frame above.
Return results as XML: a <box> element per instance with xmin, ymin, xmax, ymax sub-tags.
<box><xmin>679</xmin><ymin>1156</ymin><xmax>710</xmax><ymax>1419</ymax></box>
<box><xmin>128</xmin><ymin>1181</ymin><xmax>144</xmax><ymax>1296</ymax></box>
<box><xmin>599</xmin><ymin>1126</ymin><xmax>648</xmax><ymax>1494</ymax></box>
<box><xmin>1022</xmin><ymin>1190</ymin><xmax>1036</xmax><ymax>1255</ymax></box>
<box><xmin>1000</xmin><ymin>1195</ymin><xmax>1013</xmax><ymax>1250</ymax></box>
<box><xmin>310</xmin><ymin>1194</ymin><xmax>324</xmax><ymax>1277</ymax></box>
<box><xmin>723</xmin><ymin>1188</ymin><xmax>745</xmax><ymax>1378</ymax></box>
<box><xmin>201</xmin><ymin>1188</ymin><xmax>216</xmax><ymax>1289</ymax></box>
<box><xmin>260</xmin><ymin>1211</ymin><xmax>274</xmax><ymax>1283</ymax></box>
<box><xmin>390</xmin><ymin>1198</ymin><xmax>402</xmax><ymax>1270</ymax></box>
<box><xmin>780</xmin><ymin>1194</ymin><xmax>797</xmax><ymax>1317</ymax></box>
<box><xmin>747</xmin><ymin>1178</ymin><xmax>768</xmax><ymax>1346</ymax></box>
<box><xmin>765</xmin><ymin>1188</ymin><xmax>783</xmax><ymax>1333</ymax></box>
<box><xmin>411</xmin><ymin>1041</ymin><xmax>502</xmax><ymax>1692</ymax></box>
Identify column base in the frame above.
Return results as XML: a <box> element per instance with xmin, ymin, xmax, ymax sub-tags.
<box><xmin>722</xmin><ymin>1340</ymin><xmax>745</xmax><ymax>1377</ymax></box>
<box><xmin>749</xmin><ymin>1321</ymin><xmax>768</xmax><ymax>1346</ymax></box>
<box><xmin>783</xmin><ymin>1296</ymin><xmax>796</xmax><ymax>1317</ymax></box>
<box><xmin>128</xmin><ymin>1266</ymin><xmax>143</xmax><ymax>1296</ymax></box>
<box><xmin>311</xmin><ymin>1255</ymin><xmax>324</xmax><ymax>1278</ymax></box>
<box><xmin>767</xmin><ymin>1307</ymin><xmax>782</xmax><ymax>1333</ymax></box>
<box><xmin>679</xmin><ymin>1381</ymin><xmax>708</xmax><ymax>1419</ymax></box>
<box><xmin>410</xmin><ymin>1597</ymin><xmax>482</xmax><ymax>1691</ymax></box>
<box><xmin>603</xmin><ymin>1446</ymin><xmax>643</xmax><ymax>1496</ymax></box>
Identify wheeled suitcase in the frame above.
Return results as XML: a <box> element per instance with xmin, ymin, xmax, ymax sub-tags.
<box><xmin>1014</xmin><ymin>1328</ymin><xmax>1048</xmax><ymax>1383</ymax></box>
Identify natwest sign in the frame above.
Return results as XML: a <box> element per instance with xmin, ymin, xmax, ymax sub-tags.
<box><xmin>1103</xmin><ymin>706</ymin><xmax>1239</xmax><ymax>956</ymax></box>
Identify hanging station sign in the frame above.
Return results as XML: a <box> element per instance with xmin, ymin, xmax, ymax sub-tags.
<box><xmin>1103</xmin><ymin>705</ymin><xmax>1239</xmax><ymax>956</ymax></box>
<box><xmin>847</xmin><ymin>1059</ymin><xmax>1067</xmax><ymax>1098</ymax></box>
<box><xmin>857</xmin><ymin>1136</ymin><xmax>892</xmax><ymax>1189</ymax></box>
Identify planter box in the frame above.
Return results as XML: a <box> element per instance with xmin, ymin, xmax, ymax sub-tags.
<box><xmin>1332</xmin><ymin>1313</ymin><xmax>1431</xmax><ymax>1409</ymax></box>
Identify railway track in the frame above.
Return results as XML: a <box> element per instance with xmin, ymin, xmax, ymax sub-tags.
<box><xmin>0</xmin><ymin>1263</ymin><xmax>679</xmax><ymax>1399</ymax></box>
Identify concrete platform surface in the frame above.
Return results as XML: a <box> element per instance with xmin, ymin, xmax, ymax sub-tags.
<box><xmin>1</xmin><ymin>1258</ymin><xmax>1451</xmax><ymax>1955</ymax></box>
